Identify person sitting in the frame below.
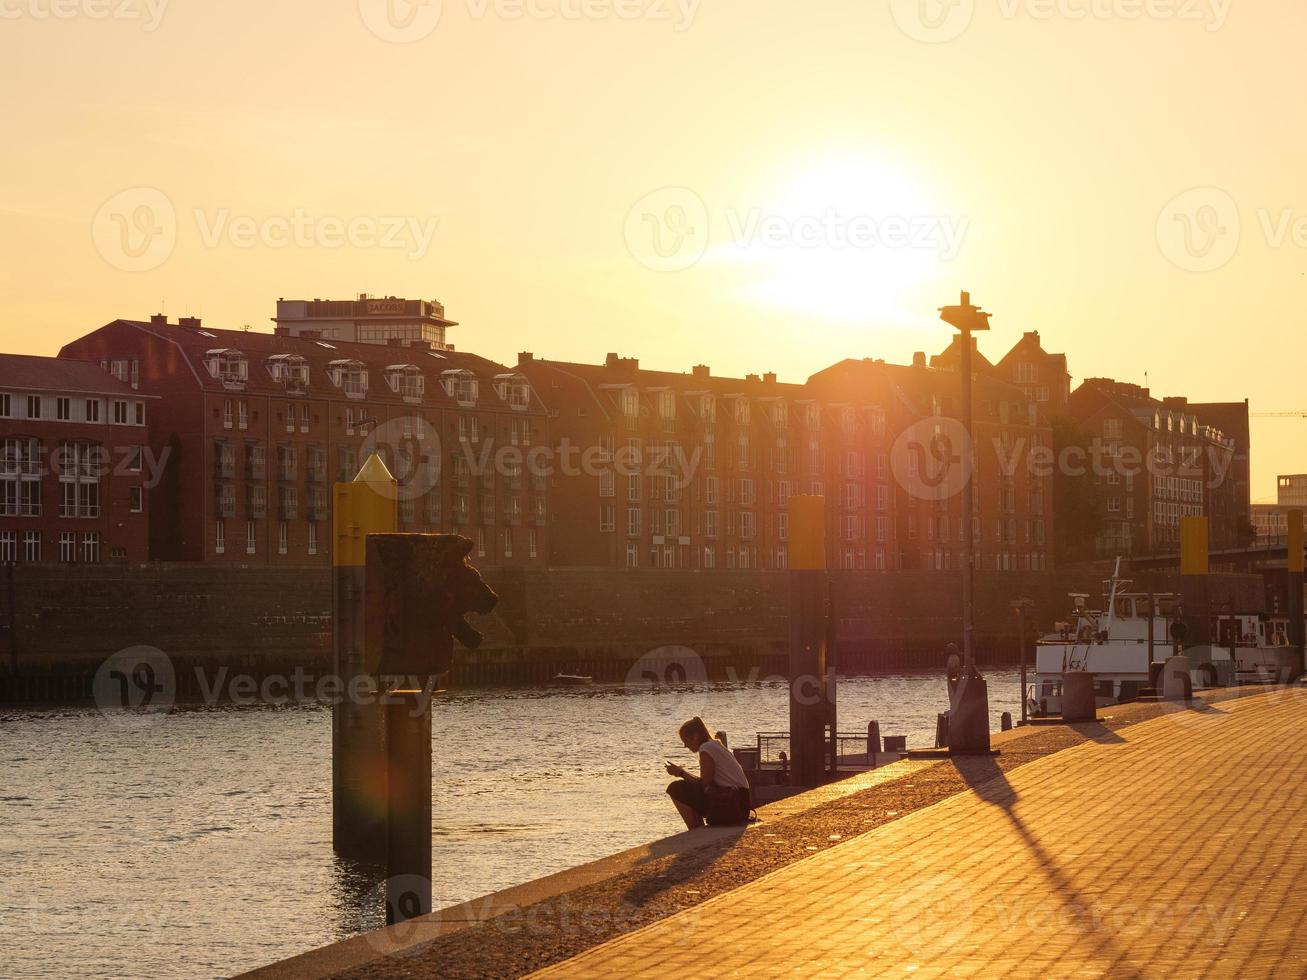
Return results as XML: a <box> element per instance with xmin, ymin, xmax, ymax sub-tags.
<box><xmin>665</xmin><ymin>716</ymin><xmax>752</xmax><ymax>830</ymax></box>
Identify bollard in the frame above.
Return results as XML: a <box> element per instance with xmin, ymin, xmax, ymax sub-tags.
<box><xmin>1160</xmin><ymin>655</ymin><xmax>1193</xmax><ymax>701</ymax></box>
<box><xmin>385</xmin><ymin>688</ymin><xmax>432</xmax><ymax>926</ymax></box>
<box><xmin>1287</xmin><ymin>511</ymin><xmax>1305</xmax><ymax>682</ymax></box>
<box><xmin>867</xmin><ymin>720</ymin><xmax>881</xmax><ymax>755</ymax></box>
<box><xmin>934</xmin><ymin>712</ymin><xmax>950</xmax><ymax>749</ymax></box>
<box><xmin>1061</xmin><ymin>670</ymin><xmax>1096</xmax><ymax>722</ymax></box>
<box><xmin>787</xmin><ymin>495</ymin><xmax>829</xmax><ymax>787</ymax></box>
<box><xmin>1001</xmin><ymin>711</ymin><xmax>1013</xmax><ymax>731</ymax></box>
<box><xmin>332</xmin><ymin>454</ymin><xmax>397</xmax><ymax>861</ymax></box>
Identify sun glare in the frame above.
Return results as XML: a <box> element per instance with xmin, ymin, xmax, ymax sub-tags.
<box><xmin>712</xmin><ymin>154</ymin><xmax>956</xmax><ymax>326</ymax></box>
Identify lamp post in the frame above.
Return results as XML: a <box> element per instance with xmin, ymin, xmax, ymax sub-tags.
<box><xmin>939</xmin><ymin>290</ymin><xmax>992</xmax><ymax>754</ymax></box>
<box><xmin>1012</xmin><ymin>598</ymin><xmax>1034</xmax><ymax>725</ymax></box>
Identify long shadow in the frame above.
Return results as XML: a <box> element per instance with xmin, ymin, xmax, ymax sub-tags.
<box><xmin>622</xmin><ymin>825</ymin><xmax>748</xmax><ymax>905</ymax></box>
<box><xmin>955</xmin><ymin>756</ymin><xmax>1145</xmax><ymax>980</ymax></box>
<box><xmin>1068</xmin><ymin>721</ymin><xmax>1126</xmax><ymax>745</ymax></box>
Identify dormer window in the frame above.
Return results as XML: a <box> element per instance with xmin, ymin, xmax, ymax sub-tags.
<box><xmin>386</xmin><ymin>364</ymin><xmax>425</xmax><ymax>401</ymax></box>
<box><xmin>267</xmin><ymin>353</ymin><xmax>309</xmax><ymax>391</ymax></box>
<box><xmin>328</xmin><ymin>359</ymin><xmax>368</xmax><ymax>398</ymax></box>
<box><xmin>441</xmin><ymin>369</ymin><xmax>478</xmax><ymax>407</ymax></box>
<box><xmin>493</xmin><ymin>373</ymin><xmax>531</xmax><ymax>411</ymax></box>
<box><xmin>204</xmin><ymin>349</ymin><xmax>248</xmax><ymax>389</ymax></box>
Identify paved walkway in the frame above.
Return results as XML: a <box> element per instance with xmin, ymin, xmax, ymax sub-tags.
<box><xmin>533</xmin><ymin>688</ymin><xmax>1307</xmax><ymax>978</ymax></box>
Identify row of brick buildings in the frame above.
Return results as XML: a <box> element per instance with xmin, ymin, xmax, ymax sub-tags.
<box><xmin>0</xmin><ymin>294</ymin><xmax>1254</xmax><ymax>569</ymax></box>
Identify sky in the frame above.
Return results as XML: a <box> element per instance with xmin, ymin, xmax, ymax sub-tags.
<box><xmin>1</xmin><ymin>0</ymin><xmax>1303</xmax><ymax>499</ymax></box>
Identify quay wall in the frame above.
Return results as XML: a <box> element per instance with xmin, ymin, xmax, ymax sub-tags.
<box><xmin>0</xmin><ymin>562</ymin><xmax>1268</xmax><ymax>701</ymax></box>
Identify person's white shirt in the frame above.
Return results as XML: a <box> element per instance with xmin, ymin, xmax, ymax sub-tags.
<box><xmin>699</xmin><ymin>738</ymin><xmax>750</xmax><ymax>790</ymax></box>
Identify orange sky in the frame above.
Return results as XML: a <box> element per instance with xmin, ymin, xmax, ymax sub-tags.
<box><xmin>1</xmin><ymin>0</ymin><xmax>1304</xmax><ymax>498</ymax></box>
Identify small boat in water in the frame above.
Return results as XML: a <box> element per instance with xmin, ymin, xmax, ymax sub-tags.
<box><xmin>1214</xmin><ymin>613</ymin><xmax>1293</xmax><ymax>684</ymax></box>
<box><xmin>1030</xmin><ymin>558</ymin><xmax>1224</xmax><ymax>716</ymax></box>
<box><xmin>552</xmin><ymin>673</ymin><xmax>594</xmax><ymax>686</ymax></box>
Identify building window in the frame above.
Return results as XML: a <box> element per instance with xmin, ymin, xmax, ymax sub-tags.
<box><xmin>79</xmin><ymin>532</ymin><xmax>100</xmax><ymax>563</ymax></box>
<box><xmin>627</xmin><ymin>507</ymin><xmax>641</xmax><ymax>536</ymax></box>
<box><xmin>600</xmin><ymin>505</ymin><xmax>616</xmax><ymax>533</ymax></box>
<box><xmin>85</xmin><ymin>399</ymin><xmax>100</xmax><ymax>423</ymax></box>
<box><xmin>528</xmin><ymin>528</ymin><xmax>538</xmax><ymax>559</ymax></box>
<box><xmin>215</xmin><ymin>521</ymin><xmax>226</xmax><ymax>555</ymax></box>
<box><xmin>130</xmin><ymin>487</ymin><xmax>144</xmax><ymax>513</ymax></box>
<box><xmin>56</xmin><ymin>397</ymin><xmax>71</xmax><ymax>421</ymax></box>
<box><xmin>22</xmin><ymin>531</ymin><xmax>40</xmax><ymax>562</ymax></box>
<box><xmin>626</xmin><ymin>543</ymin><xmax>639</xmax><ymax>568</ymax></box>
<box><xmin>58</xmin><ymin>442</ymin><xmax>101</xmax><ymax>518</ymax></box>
<box><xmin>308</xmin><ymin>522</ymin><xmax>318</xmax><ymax>556</ymax></box>
<box><xmin>476</xmin><ymin>527</ymin><xmax>486</xmax><ymax>558</ymax></box>
<box><xmin>0</xmin><ymin>394</ymin><xmax>9</xmax><ymax>418</ymax></box>
<box><xmin>0</xmin><ymin>531</ymin><xmax>14</xmax><ymax>562</ymax></box>
<box><xmin>278</xmin><ymin>521</ymin><xmax>289</xmax><ymax>555</ymax></box>
<box><xmin>246</xmin><ymin>521</ymin><xmax>256</xmax><ymax>555</ymax></box>
<box><xmin>113</xmin><ymin>401</ymin><xmax>129</xmax><ymax>425</ymax></box>
<box><xmin>26</xmin><ymin>395</ymin><xmax>41</xmax><ymax>419</ymax></box>
<box><xmin>59</xmin><ymin>531</ymin><xmax>75</xmax><ymax>562</ymax></box>
<box><xmin>503</xmin><ymin>528</ymin><xmax>513</xmax><ymax>559</ymax></box>
<box><xmin>1</xmin><ymin>437</ymin><xmax>42</xmax><ymax>517</ymax></box>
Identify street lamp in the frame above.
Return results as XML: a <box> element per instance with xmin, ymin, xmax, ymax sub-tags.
<box><xmin>939</xmin><ymin>290</ymin><xmax>992</xmax><ymax>755</ymax></box>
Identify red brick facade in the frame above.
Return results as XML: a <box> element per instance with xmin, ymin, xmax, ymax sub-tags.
<box><xmin>0</xmin><ymin>354</ymin><xmax>152</xmax><ymax>563</ymax></box>
<box><xmin>60</xmin><ymin>318</ymin><xmax>549</xmax><ymax>567</ymax></box>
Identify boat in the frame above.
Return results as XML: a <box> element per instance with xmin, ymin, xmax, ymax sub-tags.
<box><xmin>552</xmin><ymin>673</ymin><xmax>594</xmax><ymax>685</ymax></box>
<box><xmin>1029</xmin><ymin>558</ymin><xmax>1225</xmax><ymax>717</ymax></box>
<box><xmin>1213</xmin><ymin>613</ymin><xmax>1292</xmax><ymax>684</ymax></box>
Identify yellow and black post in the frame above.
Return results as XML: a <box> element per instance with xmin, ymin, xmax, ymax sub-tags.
<box><xmin>788</xmin><ymin>495</ymin><xmax>829</xmax><ymax>787</ymax></box>
<box><xmin>1286</xmin><ymin>510</ymin><xmax>1304</xmax><ymax>681</ymax></box>
<box><xmin>332</xmin><ymin>454</ymin><xmax>397</xmax><ymax>860</ymax></box>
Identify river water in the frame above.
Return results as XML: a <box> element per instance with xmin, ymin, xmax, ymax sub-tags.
<box><xmin>0</xmin><ymin>670</ymin><xmax>1020</xmax><ymax>979</ymax></box>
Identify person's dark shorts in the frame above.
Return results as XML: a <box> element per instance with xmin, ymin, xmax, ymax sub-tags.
<box><xmin>667</xmin><ymin>780</ymin><xmax>751</xmax><ymax>825</ymax></box>
<box><xmin>666</xmin><ymin>778</ymin><xmax>709</xmax><ymax>815</ymax></box>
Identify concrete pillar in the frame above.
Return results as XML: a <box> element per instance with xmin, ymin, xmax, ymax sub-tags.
<box><xmin>1179</xmin><ymin>517</ymin><xmax>1212</xmax><ymax>675</ymax></box>
<box><xmin>1286</xmin><ymin>511</ymin><xmax>1305</xmax><ymax>683</ymax></box>
<box><xmin>332</xmin><ymin>454</ymin><xmax>397</xmax><ymax>861</ymax></box>
<box><xmin>386</xmin><ymin>688</ymin><xmax>433</xmax><ymax>925</ymax></box>
<box><xmin>1061</xmin><ymin>670</ymin><xmax>1096</xmax><ymax>722</ymax></box>
<box><xmin>1161</xmin><ymin>655</ymin><xmax>1193</xmax><ymax>700</ymax></box>
<box><xmin>788</xmin><ymin>495</ymin><xmax>829</xmax><ymax>787</ymax></box>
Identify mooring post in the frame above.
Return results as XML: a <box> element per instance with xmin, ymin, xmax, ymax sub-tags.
<box><xmin>787</xmin><ymin>494</ymin><xmax>828</xmax><ymax>788</ymax></box>
<box><xmin>331</xmin><ymin>454</ymin><xmax>397</xmax><ymax>860</ymax></box>
<box><xmin>1286</xmin><ymin>510</ymin><xmax>1305</xmax><ymax>681</ymax></box>
<box><xmin>385</xmin><ymin>688</ymin><xmax>433</xmax><ymax>925</ymax></box>
<box><xmin>1179</xmin><ymin>516</ymin><xmax>1211</xmax><ymax>687</ymax></box>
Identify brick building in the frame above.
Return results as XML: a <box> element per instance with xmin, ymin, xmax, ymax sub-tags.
<box><xmin>0</xmin><ymin>354</ymin><xmax>152</xmax><ymax>563</ymax></box>
<box><xmin>516</xmin><ymin>353</ymin><xmax>840</xmax><ymax>570</ymax></box>
<box><xmin>1066</xmin><ymin>379</ymin><xmax>1243</xmax><ymax>558</ymax></box>
<box><xmin>809</xmin><ymin>351</ymin><xmax>1054</xmax><ymax>573</ymax></box>
<box><xmin>60</xmin><ymin>317</ymin><xmax>549</xmax><ymax>566</ymax></box>
<box><xmin>520</xmin><ymin>333</ymin><xmax>1055</xmax><ymax>574</ymax></box>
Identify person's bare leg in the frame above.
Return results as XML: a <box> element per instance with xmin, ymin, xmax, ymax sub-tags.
<box><xmin>672</xmin><ymin>798</ymin><xmax>704</xmax><ymax>830</ymax></box>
